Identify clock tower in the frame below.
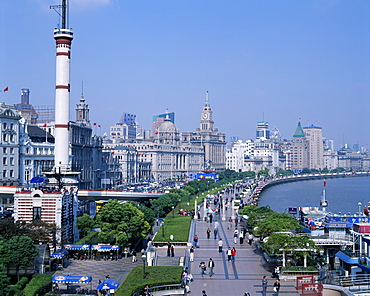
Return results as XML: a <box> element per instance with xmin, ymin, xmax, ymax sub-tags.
<box><xmin>200</xmin><ymin>91</ymin><xmax>214</xmax><ymax>131</ymax></box>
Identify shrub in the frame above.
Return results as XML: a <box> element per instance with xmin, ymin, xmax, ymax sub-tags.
<box><xmin>22</xmin><ymin>274</ymin><xmax>51</xmax><ymax>296</ymax></box>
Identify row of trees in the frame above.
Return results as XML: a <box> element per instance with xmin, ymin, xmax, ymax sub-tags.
<box><xmin>77</xmin><ymin>179</ymin><xmax>221</xmax><ymax>247</ymax></box>
<box><xmin>239</xmin><ymin>205</ymin><xmax>321</xmax><ymax>267</ymax></box>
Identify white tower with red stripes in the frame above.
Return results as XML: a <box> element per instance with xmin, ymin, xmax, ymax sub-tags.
<box><xmin>53</xmin><ymin>0</ymin><xmax>73</xmax><ymax>172</ymax></box>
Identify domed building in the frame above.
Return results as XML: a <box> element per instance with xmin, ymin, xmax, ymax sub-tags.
<box><xmin>155</xmin><ymin>115</ymin><xmax>180</xmax><ymax>145</ymax></box>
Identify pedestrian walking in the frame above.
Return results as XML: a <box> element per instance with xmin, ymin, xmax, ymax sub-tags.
<box><xmin>199</xmin><ymin>260</ymin><xmax>206</xmax><ymax>277</ymax></box>
<box><xmin>235</xmin><ymin>217</ymin><xmax>239</xmax><ymax>227</ymax></box>
<box><xmin>227</xmin><ymin>217</ymin><xmax>232</xmax><ymax>229</ymax></box>
<box><xmin>231</xmin><ymin>247</ymin><xmax>236</xmax><ymax>261</ymax></box>
<box><xmin>202</xmin><ymin>290</ymin><xmax>208</xmax><ymax>296</ymax></box>
<box><xmin>262</xmin><ymin>276</ymin><xmax>268</xmax><ymax>296</ymax></box>
<box><xmin>167</xmin><ymin>242</ymin><xmax>171</xmax><ymax>257</ymax></box>
<box><xmin>248</xmin><ymin>232</ymin><xmax>253</xmax><ymax>245</ymax></box>
<box><xmin>213</xmin><ymin>226</ymin><xmax>218</xmax><ymax>239</ymax></box>
<box><xmin>239</xmin><ymin>229</ymin><xmax>244</xmax><ymax>244</ymax></box>
<box><xmin>131</xmin><ymin>249</ymin><xmax>137</xmax><ymax>262</ymax></box>
<box><xmin>214</xmin><ymin>220</ymin><xmax>219</xmax><ymax>229</ymax></box>
<box><xmin>194</xmin><ymin>234</ymin><xmax>199</xmax><ymax>248</ymax></box>
<box><xmin>206</xmin><ymin>228</ymin><xmax>211</xmax><ymax>239</ymax></box>
<box><xmin>209</xmin><ymin>213</ymin><xmax>213</xmax><ymax>223</ymax></box>
<box><xmin>171</xmin><ymin>244</ymin><xmax>175</xmax><ymax>257</ymax></box>
<box><xmin>218</xmin><ymin>238</ymin><xmax>223</xmax><ymax>253</ymax></box>
<box><xmin>190</xmin><ymin>246</ymin><xmax>195</xmax><ymax>262</ymax></box>
<box><xmin>233</xmin><ymin>229</ymin><xmax>238</xmax><ymax>244</ymax></box>
<box><xmin>273</xmin><ymin>280</ymin><xmax>280</xmax><ymax>295</ymax></box>
<box><xmin>227</xmin><ymin>247</ymin><xmax>232</xmax><ymax>261</ymax></box>
<box><xmin>208</xmin><ymin>258</ymin><xmax>215</xmax><ymax>277</ymax></box>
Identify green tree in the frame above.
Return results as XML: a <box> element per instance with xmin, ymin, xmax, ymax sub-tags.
<box><xmin>0</xmin><ymin>265</ymin><xmax>10</xmax><ymax>295</ymax></box>
<box><xmin>24</xmin><ymin>220</ymin><xmax>59</xmax><ymax>247</ymax></box>
<box><xmin>77</xmin><ymin>214</ymin><xmax>96</xmax><ymax>237</ymax></box>
<box><xmin>8</xmin><ymin>236</ymin><xmax>39</xmax><ymax>281</ymax></box>
<box><xmin>0</xmin><ymin>237</ymin><xmax>11</xmax><ymax>266</ymax></box>
<box><xmin>255</xmin><ymin>212</ymin><xmax>301</xmax><ymax>237</ymax></box>
<box><xmin>263</xmin><ymin>233</ymin><xmax>319</xmax><ymax>266</ymax></box>
<box><xmin>136</xmin><ymin>204</ymin><xmax>155</xmax><ymax>226</ymax></box>
<box><xmin>96</xmin><ymin>200</ymin><xmax>151</xmax><ymax>246</ymax></box>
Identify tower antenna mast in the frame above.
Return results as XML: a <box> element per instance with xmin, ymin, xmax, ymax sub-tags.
<box><xmin>50</xmin><ymin>0</ymin><xmax>69</xmax><ymax>29</ymax></box>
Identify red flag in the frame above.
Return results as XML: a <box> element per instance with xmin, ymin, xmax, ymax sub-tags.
<box><xmin>111</xmin><ymin>151</ymin><xmax>114</xmax><ymax>155</ymax></box>
<box><xmin>3</xmin><ymin>86</ymin><xmax>8</xmax><ymax>92</ymax></box>
<box><xmin>98</xmin><ymin>125</ymin><xmax>101</xmax><ymax>127</ymax></box>
<box><xmin>365</xmin><ymin>207</ymin><xmax>369</xmax><ymax>217</ymax></box>
<box><xmin>79</xmin><ymin>114</ymin><xmax>82</xmax><ymax>117</ymax></box>
<box><xmin>324</xmin><ymin>181</ymin><xmax>327</xmax><ymax>187</ymax></box>
<box><xmin>43</xmin><ymin>123</ymin><xmax>47</xmax><ymax>127</ymax></box>
<box><xmin>93</xmin><ymin>123</ymin><xmax>96</xmax><ymax>125</ymax></box>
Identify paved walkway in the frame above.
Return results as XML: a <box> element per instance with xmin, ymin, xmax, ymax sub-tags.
<box><xmin>185</xmin><ymin>206</ymin><xmax>301</xmax><ymax>296</ymax></box>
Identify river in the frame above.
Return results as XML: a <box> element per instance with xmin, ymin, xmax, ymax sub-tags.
<box><xmin>258</xmin><ymin>176</ymin><xmax>370</xmax><ymax>214</ymax></box>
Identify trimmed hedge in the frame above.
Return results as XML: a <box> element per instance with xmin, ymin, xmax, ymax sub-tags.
<box><xmin>22</xmin><ymin>274</ymin><xmax>52</xmax><ymax>296</ymax></box>
<box><xmin>115</xmin><ymin>266</ymin><xmax>183</xmax><ymax>296</ymax></box>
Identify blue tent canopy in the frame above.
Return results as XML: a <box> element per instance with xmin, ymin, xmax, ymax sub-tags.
<box><xmin>64</xmin><ymin>244</ymin><xmax>90</xmax><ymax>250</ymax></box>
<box><xmin>91</xmin><ymin>245</ymin><xmax>120</xmax><ymax>252</ymax></box>
<box><xmin>52</xmin><ymin>275</ymin><xmax>92</xmax><ymax>284</ymax></box>
<box><xmin>96</xmin><ymin>278</ymin><xmax>119</xmax><ymax>290</ymax></box>
<box><xmin>30</xmin><ymin>175</ymin><xmax>49</xmax><ymax>184</ymax></box>
<box><xmin>51</xmin><ymin>249</ymin><xmax>68</xmax><ymax>259</ymax></box>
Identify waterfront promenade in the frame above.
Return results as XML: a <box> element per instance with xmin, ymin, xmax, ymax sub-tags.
<box><xmin>186</xmin><ymin>209</ymin><xmax>300</xmax><ymax>296</ymax></box>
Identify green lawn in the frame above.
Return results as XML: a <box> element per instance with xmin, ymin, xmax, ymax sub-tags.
<box><xmin>115</xmin><ymin>266</ymin><xmax>183</xmax><ymax>296</ymax></box>
<box><xmin>153</xmin><ymin>215</ymin><xmax>191</xmax><ymax>242</ymax></box>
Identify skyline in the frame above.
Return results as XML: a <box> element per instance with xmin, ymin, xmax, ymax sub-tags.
<box><xmin>1</xmin><ymin>0</ymin><xmax>369</xmax><ymax>149</ymax></box>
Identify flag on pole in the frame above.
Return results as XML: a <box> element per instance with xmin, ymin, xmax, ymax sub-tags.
<box><xmin>43</xmin><ymin>123</ymin><xmax>47</xmax><ymax>127</ymax></box>
<box><xmin>93</xmin><ymin>123</ymin><xmax>97</xmax><ymax>125</ymax></box>
<box><xmin>3</xmin><ymin>86</ymin><xmax>8</xmax><ymax>92</ymax></box>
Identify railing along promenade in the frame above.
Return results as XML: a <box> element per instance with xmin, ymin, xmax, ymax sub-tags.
<box><xmin>248</xmin><ymin>172</ymin><xmax>369</xmax><ymax>205</ymax></box>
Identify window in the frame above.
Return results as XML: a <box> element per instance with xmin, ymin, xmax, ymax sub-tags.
<box><xmin>2</xmin><ymin>123</ymin><xmax>6</xmax><ymax>130</ymax></box>
<box><xmin>33</xmin><ymin>207</ymin><xmax>42</xmax><ymax>220</ymax></box>
<box><xmin>2</xmin><ymin>157</ymin><xmax>6</xmax><ymax>165</ymax></box>
<box><xmin>2</xmin><ymin>170</ymin><xmax>6</xmax><ymax>178</ymax></box>
<box><xmin>9</xmin><ymin>158</ymin><xmax>13</xmax><ymax>165</ymax></box>
<box><xmin>9</xmin><ymin>135</ymin><xmax>14</xmax><ymax>142</ymax></box>
<box><xmin>9</xmin><ymin>170</ymin><xmax>13</xmax><ymax>178</ymax></box>
<box><xmin>10</xmin><ymin>148</ymin><xmax>14</xmax><ymax>154</ymax></box>
<box><xmin>3</xmin><ymin>148</ymin><xmax>6</xmax><ymax>154</ymax></box>
<box><xmin>3</xmin><ymin>134</ymin><xmax>6</xmax><ymax>142</ymax></box>
<box><xmin>25</xmin><ymin>171</ymin><xmax>30</xmax><ymax>181</ymax></box>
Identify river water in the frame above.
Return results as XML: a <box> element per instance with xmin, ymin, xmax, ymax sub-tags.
<box><xmin>258</xmin><ymin>176</ymin><xmax>370</xmax><ymax>215</ymax></box>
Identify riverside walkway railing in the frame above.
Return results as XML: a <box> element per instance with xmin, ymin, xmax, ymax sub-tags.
<box><xmin>132</xmin><ymin>284</ymin><xmax>184</xmax><ymax>296</ymax></box>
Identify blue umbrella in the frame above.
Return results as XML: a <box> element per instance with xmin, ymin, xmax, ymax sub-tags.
<box><xmin>96</xmin><ymin>278</ymin><xmax>119</xmax><ymax>290</ymax></box>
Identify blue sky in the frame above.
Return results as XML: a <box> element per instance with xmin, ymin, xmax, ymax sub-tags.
<box><xmin>1</xmin><ymin>0</ymin><xmax>369</xmax><ymax>150</ymax></box>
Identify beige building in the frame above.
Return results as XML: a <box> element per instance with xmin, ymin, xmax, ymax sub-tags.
<box><xmin>291</xmin><ymin>122</ymin><xmax>309</xmax><ymax>172</ymax></box>
<box><xmin>304</xmin><ymin>125</ymin><xmax>324</xmax><ymax>170</ymax></box>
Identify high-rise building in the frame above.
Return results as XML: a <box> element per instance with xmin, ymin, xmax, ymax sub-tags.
<box><xmin>303</xmin><ymin>124</ymin><xmax>324</xmax><ymax>170</ymax></box>
<box><xmin>256</xmin><ymin>121</ymin><xmax>270</xmax><ymax>139</ymax></box>
<box><xmin>291</xmin><ymin>121</ymin><xmax>309</xmax><ymax>172</ymax></box>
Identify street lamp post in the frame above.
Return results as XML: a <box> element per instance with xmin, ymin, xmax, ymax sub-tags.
<box><xmin>172</xmin><ymin>206</ymin><xmax>175</xmax><ymax>218</ymax></box>
<box><xmin>142</xmin><ymin>254</ymin><xmax>147</xmax><ymax>279</ymax></box>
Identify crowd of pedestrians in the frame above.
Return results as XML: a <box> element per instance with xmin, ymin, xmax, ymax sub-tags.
<box><xmin>183</xmin><ymin>187</ymin><xmax>285</xmax><ymax>296</ymax></box>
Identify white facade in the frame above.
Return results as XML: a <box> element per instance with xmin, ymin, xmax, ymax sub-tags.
<box><xmin>0</xmin><ymin>104</ymin><xmax>22</xmax><ymax>186</ymax></box>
